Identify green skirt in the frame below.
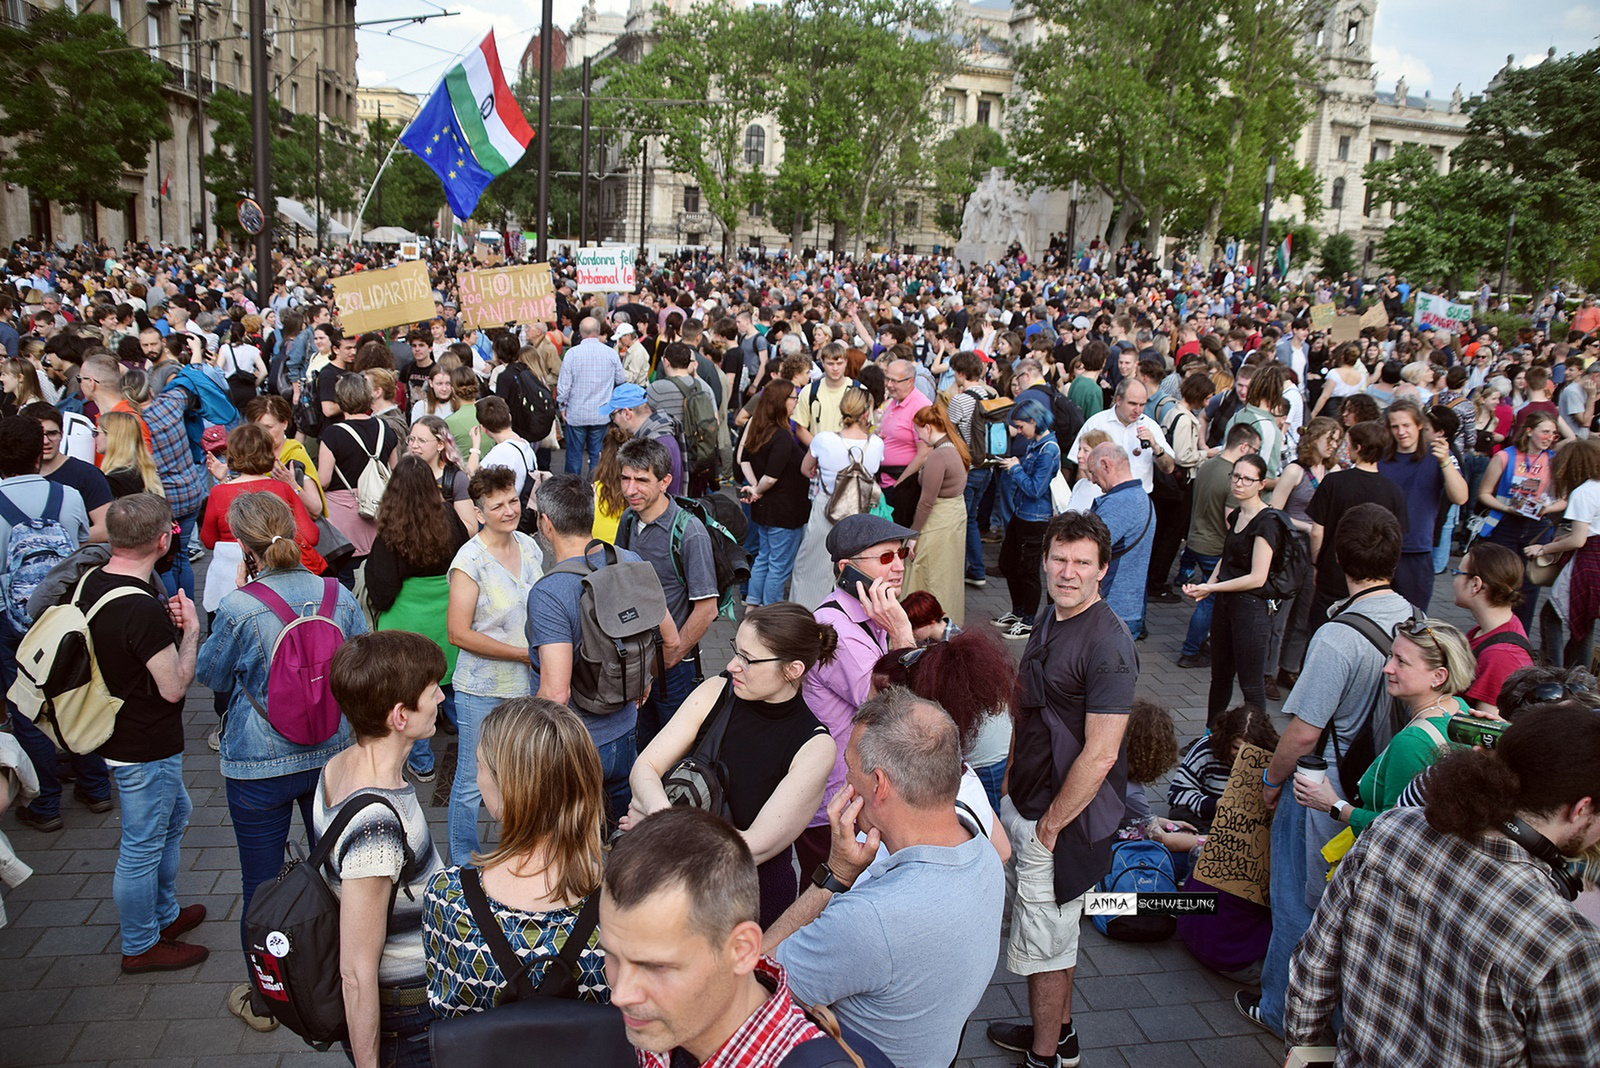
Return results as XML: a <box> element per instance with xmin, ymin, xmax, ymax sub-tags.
<box><xmin>375</xmin><ymin>573</ymin><xmax>459</xmax><ymax>688</ymax></box>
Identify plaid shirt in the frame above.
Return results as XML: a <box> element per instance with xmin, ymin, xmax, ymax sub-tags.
<box><xmin>636</xmin><ymin>957</ymin><xmax>823</xmax><ymax>1068</ymax></box>
<box><xmin>556</xmin><ymin>338</ymin><xmax>626</xmax><ymax>427</ymax></box>
<box><xmin>1288</xmin><ymin>806</ymin><xmax>1600</xmax><ymax>1065</ymax></box>
<box><xmin>142</xmin><ymin>389</ymin><xmax>208</xmax><ymax>517</ymax></box>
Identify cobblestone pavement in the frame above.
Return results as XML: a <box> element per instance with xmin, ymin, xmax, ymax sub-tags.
<box><xmin>0</xmin><ymin>517</ymin><xmax>1472</xmax><ymax>1068</ymax></box>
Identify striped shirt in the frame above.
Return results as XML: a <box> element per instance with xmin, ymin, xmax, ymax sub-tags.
<box><xmin>1166</xmin><ymin>735</ymin><xmax>1229</xmax><ymax>821</ymax></box>
<box><xmin>1287</xmin><ymin>806</ymin><xmax>1600</xmax><ymax>1063</ymax></box>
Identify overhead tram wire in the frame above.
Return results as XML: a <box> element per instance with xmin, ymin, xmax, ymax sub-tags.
<box><xmin>98</xmin><ymin>13</ymin><xmax>460</xmax><ymax>55</ymax></box>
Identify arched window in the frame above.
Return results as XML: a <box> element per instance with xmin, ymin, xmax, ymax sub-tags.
<box><xmin>1331</xmin><ymin>177</ymin><xmax>1346</xmax><ymax>211</ymax></box>
<box><xmin>744</xmin><ymin>125</ymin><xmax>766</xmax><ymax>167</ymax></box>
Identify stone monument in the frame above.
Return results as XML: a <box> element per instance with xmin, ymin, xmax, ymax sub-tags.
<box><xmin>953</xmin><ymin>168</ymin><xmax>1113</xmax><ymax>264</ymax></box>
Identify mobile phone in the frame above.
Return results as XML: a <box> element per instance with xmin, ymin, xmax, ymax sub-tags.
<box><xmin>837</xmin><ymin>563</ymin><xmax>875</xmax><ymax>594</ymax></box>
<box><xmin>1446</xmin><ymin>715</ymin><xmax>1507</xmax><ymax>750</ymax></box>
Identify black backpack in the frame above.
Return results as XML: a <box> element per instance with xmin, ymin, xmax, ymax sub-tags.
<box><xmin>498</xmin><ymin>364</ymin><xmax>558</xmax><ymax>444</ymax></box>
<box><xmin>294</xmin><ymin>365</ymin><xmax>328</xmax><ymax>437</ymax></box>
<box><xmin>1259</xmin><ymin>509</ymin><xmax>1312</xmax><ymax>601</ymax></box>
<box><xmin>243</xmin><ymin>794</ymin><xmax>414</xmax><ymax>1048</ymax></box>
<box><xmin>1037</xmin><ymin>384</ymin><xmax>1083</xmax><ymax>473</ymax></box>
<box><xmin>619</xmin><ymin>494</ymin><xmax>750</xmax><ymax>620</ymax></box>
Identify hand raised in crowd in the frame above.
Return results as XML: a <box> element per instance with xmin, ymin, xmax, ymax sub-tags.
<box><xmin>825</xmin><ymin>784</ymin><xmax>880</xmax><ymax>886</ymax></box>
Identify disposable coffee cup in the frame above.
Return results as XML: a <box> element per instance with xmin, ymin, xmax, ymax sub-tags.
<box><xmin>1296</xmin><ymin>755</ymin><xmax>1328</xmax><ymax>785</ymax></box>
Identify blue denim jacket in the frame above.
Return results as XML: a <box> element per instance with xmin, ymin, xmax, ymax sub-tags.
<box><xmin>197</xmin><ymin>567</ymin><xmax>369</xmax><ymax>780</ymax></box>
<box><xmin>1004</xmin><ymin>431</ymin><xmax>1060</xmax><ymax>522</ymax></box>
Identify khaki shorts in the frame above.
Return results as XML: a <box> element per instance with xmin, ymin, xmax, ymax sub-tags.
<box><xmin>1000</xmin><ymin>796</ymin><xmax>1085</xmax><ymax>976</ymax></box>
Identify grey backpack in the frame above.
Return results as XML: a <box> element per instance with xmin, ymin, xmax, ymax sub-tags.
<box><xmin>548</xmin><ymin>540</ymin><xmax>668</xmax><ymax>716</ymax></box>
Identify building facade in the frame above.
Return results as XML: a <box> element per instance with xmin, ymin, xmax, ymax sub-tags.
<box><xmin>0</xmin><ymin>0</ymin><xmax>358</xmax><ymax>249</ymax></box>
<box><xmin>559</xmin><ymin>0</ymin><xmax>1485</xmax><ymax>262</ymax></box>
<box><xmin>356</xmin><ymin>86</ymin><xmax>421</xmax><ymax>135</ymax></box>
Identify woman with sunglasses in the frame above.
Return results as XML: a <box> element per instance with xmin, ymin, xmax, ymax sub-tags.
<box><xmin>1477</xmin><ymin>409</ymin><xmax>1565</xmax><ymax>629</ymax></box>
<box><xmin>1183</xmin><ymin>453</ymin><xmax>1284</xmax><ymax>727</ymax></box>
<box><xmin>625</xmin><ymin>603</ymin><xmax>838</xmax><ymax>927</ymax></box>
<box><xmin>1294</xmin><ymin>618</ymin><xmax>1475</xmax><ymax>837</ymax></box>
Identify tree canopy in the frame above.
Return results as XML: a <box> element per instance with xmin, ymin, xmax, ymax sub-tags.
<box><xmin>0</xmin><ymin>8</ymin><xmax>171</xmax><ymax>210</ymax></box>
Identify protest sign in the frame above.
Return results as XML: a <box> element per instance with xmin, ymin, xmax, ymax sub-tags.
<box><xmin>398</xmin><ymin>240</ymin><xmax>421</xmax><ymax>261</ymax></box>
<box><xmin>329</xmin><ymin>260</ymin><xmax>434</xmax><ymax>335</ymax></box>
<box><xmin>1192</xmin><ymin>743</ymin><xmax>1274</xmax><ymax>906</ymax></box>
<box><xmin>576</xmin><ymin>246</ymin><xmax>637</xmax><ymax>293</ymax></box>
<box><xmin>473</xmin><ymin>241</ymin><xmax>503</xmax><ymax>266</ymax></box>
<box><xmin>458</xmin><ymin>262</ymin><xmax>556</xmax><ymax>330</ymax></box>
<box><xmin>1415</xmin><ymin>291</ymin><xmax>1473</xmax><ymax>333</ymax></box>
<box><xmin>1309</xmin><ymin>303</ymin><xmax>1335</xmax><ymax>331</ymax></box>
<box><xmin>1329</xmin><ymin>317</ymin><xmax>1364</xmax><ymax>343</ymax></box>
<box><xmin>1360</xmin><ymin>301</ymin><xmax>1389</xmax><ymax>331</ymax></box>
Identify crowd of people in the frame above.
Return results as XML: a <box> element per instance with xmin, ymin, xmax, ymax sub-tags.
<box><xmin>2</xmin><ymin>232</ymin><xmax>1600</xmax><ymax>1067</ymax></box>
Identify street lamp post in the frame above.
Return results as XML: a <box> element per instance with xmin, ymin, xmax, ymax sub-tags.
<box><xmin>1499</xmin><ymin>201</ymin><xmax>1518</xmax><ymax>306</ymax></box>
<box><xmin>579</xmin><ymin>56</ymin><xmax>591</xmax><ymax>248</ymax></box>
<box><xmin>534</xmin><ymin>0</ymin><xmax>554</xmax><ymax>260</ymax></box>
<box><xmin>1255</xmin><ymin>156</ymin><xmax>1276</xmax><ymax>293</ymax></box>
<box><xmin>248</xmin><ymin>0</ymin><xmax>271</xmax><ymax>303</ymax></box>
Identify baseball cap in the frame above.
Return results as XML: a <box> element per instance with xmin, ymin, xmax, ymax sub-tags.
<box><xmin>1071</xmin><ymin>315</ymin><xmax>1091</xmax><ymax>329</ymax></box>
<box><xmin>598</xmin><ymin>382</ymin><xmax>647</xmax><ymax>416</ymax></box>
<box><xmin>614</xmin><ymin>322</ymin><xmax>636</xmax><ymax>338</ymax></box>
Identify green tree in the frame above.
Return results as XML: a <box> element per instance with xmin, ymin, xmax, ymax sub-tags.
<box><xmin>927</xmin><ymin>124</ymin><xmax>1007</xmax><ymax>235</ymax></box>
<box><xmin>606</xmin><ymin>4</ymin><xmax>769</xmax><ymax>258</ymax></box>
<box><xmin>1318</xmin><ymin>232</ymin><xmax>1356</xmax><ymax>279</ymax></box>
<box><xmin>0</xmin><ymin>8</ymin><xmax>171</xmax><ymax>211</ymax></box>
<box><xmin>1364</xmin><ymin>144</ymin><xmax>1510</xmax><ymax>291</ymax></box>
<box><xmin>359</xmin><ymin>118</ymin><xmax>445</xmax><ymax>235</ymax></box>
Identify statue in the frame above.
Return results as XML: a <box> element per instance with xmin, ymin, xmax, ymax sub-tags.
<box><xmin>953</xmin><ymin>167</ymin><xmax>1114</xmax><ymax>264</ymax></box>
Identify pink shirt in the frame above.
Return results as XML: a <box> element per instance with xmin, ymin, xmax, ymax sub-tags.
<box><xmin>803</xmin><ymin>591</ymin><xmax>889</xmax><ymax>827</ymax></box>
<box><xmin>878</xmin><ymin>390</ymin><xmax>931</xmax><ymax>484</ymax></box>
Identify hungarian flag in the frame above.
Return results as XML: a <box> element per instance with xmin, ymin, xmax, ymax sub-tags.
<box><xmin>1274</xmin><ymin>234</ymin><xmax>1291</xmax><ymax>278</ymax></box>
<box><xmin>399</xmin><ymin>31</ymin><xmax>534</xmax><ymax>221</ymax></box>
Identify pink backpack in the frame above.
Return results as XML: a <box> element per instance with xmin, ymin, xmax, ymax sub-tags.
<box><xmin>241</xmin><ymin>579</ymin><xmax>347</xmax><ymax>746</ymax></box>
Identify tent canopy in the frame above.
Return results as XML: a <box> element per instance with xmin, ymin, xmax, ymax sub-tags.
<box><xmin>276</xmin><ymin>196</ymin><xmax>351</xmax><ymax>238</ymax></box>
<box><xmin>362</xmin><ymin>226</ymin><xmax>420</xmax><ymax>244</ymax></box>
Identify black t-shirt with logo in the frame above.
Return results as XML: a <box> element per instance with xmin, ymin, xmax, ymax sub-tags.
<box><xmin>80</xmin><ymin>569</ymin><xmax>185</xmax><ymax>763</ymax></box>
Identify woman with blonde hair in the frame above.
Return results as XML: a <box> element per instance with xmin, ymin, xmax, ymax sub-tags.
<box><xmin>0</xmin><ymin>355</ymin><xmax>44</xmax><ymax>416</ymax></box>
<box><xmin>792</xmin><ymin>384</ymin><xmax>882</xmax><ymax>607</ymax></box>
<box><xmin>422</xmin><ymin>698</ymin><xmax>610</xmax><ymax>1016</ymax></box>
<box><xmin>903</xmin><ymin>402</ymin><xmax>971</xmax><ymax>624</ymax></box>
<box><xmin>96</xmin><ymin>409</ymin><xmax>162</xmax><ymax>498</ymax></box>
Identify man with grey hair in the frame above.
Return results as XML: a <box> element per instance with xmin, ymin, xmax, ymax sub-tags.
<box><xmin>1086</xmin><ymin>441</ymin><xmax>1156</xmax><ymax>639</ymax></box>
<box><xmin>765</xmin><ymin>686</ymin><xmax>1004</xmax><ymax>1068</ymax></box>
<box><xmin>556</xmin><ymin>315</ymin><xmax>626</xmax><ymax>476</ymax></box>
<box><xmin>878</xmin><ymin>358</ymin><xmax>931</xmax><ymax>525</ymax></box>
<box><xmin>1066</xmin><ymin>376</ymin><xmax>1175</xmax><ymax>492</ymax></box>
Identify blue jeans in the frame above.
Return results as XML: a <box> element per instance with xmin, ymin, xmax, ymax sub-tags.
<box><xmin>1433</xmin><ymin>503</ymin><xmax>1459</xmax><ymax>573</ymax></box>
<box><xmin>407</xmin><ymin>685</ymin><xmax>455</xmax><ymax>775</ymax></box>
<box><xmin>973</xmin><ymin>758</ymin><xmax>1006</xmax><ymax>812</ymax></box>
<box><xmin>226</xmin><ymin>768</ymin><xmax>321</xmax><ymax>954</ymax></box>
<box><xmin>639</xmin><ymin>656</ymin><xmax>697</xmax><ymax>749</ymax></box>
<box><xmin>2</xmin><ymin>611</ymin><xmax>111</xmax><ymax>816</ymax></box>
<box><xmin>448</xmin><ymin>690</ymin><xmax>502</xmax><ymax>865</ymax></box>
<box><xmin>748</xmin><ymin>523</ymin><xmax>804</xmax><ymax>605</ymax></box>
<box><xmin>562</xmin><ymin>422</ymin><xmax>608</xmax><ymax>475</ymax></box>
<box><xmin>1178</xmin><ymin>549</ymin><xmax>1221</xmax><ymax>657</ymax></box>
<box><xmin>111</xmin><ymin>755</ymin><xmax>192</xmax><ymax>955</ymax></box>
<box><xmin>964</xmin><ymin>468</ymin><xmax>993</xmax><ymax>580</ymax></box>
<box><xmin>1259</xmin><ymin>793</ymin><xmax>1315</xmax><ymax>1038</ymax></box>
<box><xmin>340</xmin><ymin>994</ymin><xmax>435</xmax><ymax>1068</ymax></box>
<box><xmin>162</xmin><ymin>510</ymin><xmax>198</xmax><ymax>600</ymax></box>
<box><xmin>595</xmin><ymin>729</ymin><xmax>638</xmax><ymax>829</ymax></box>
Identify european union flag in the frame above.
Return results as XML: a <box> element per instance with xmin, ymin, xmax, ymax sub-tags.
<box><xmin>399</xmin><ymin>84</ymin><xmax>499</xmax><ymax>221</ymax></box>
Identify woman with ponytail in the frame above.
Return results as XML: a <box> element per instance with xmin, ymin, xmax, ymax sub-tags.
<box><xmin>1286</xmin><ymin>702</ymin><xmax>1600</xmax><ymax>1062</ymax></box>
<box><xmin>625</xmin><ymin>603</ymin><xmax>840</xmax><ymax>926</ymax></box>
<box><xmin>197</xmin><ymin>492</ymin><xmax>370</xmax><ymax>1034</ymax></box>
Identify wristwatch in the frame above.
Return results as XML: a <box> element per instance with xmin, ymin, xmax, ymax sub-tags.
<box><xmin>810</xmin><ymin>863</ymin><xmax>852</xmax><ymax>895</ymax></box>
<box><xmin>1330</xmin><ymin>799</ymin><xmax>1349</xmax><ymax>822</ymax></box>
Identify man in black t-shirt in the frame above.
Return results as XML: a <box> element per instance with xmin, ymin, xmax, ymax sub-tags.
<box><xmin>89</xmin><ymin>493</ymin><xmax>207</xmax><ymax>975</ymax></box>
<box><xmin>1306</xmin><ymin>419</ymin><xmax>1409</xmax><ymax>633</ymax></box>
<box><xmin>987</xmin><ymin>510</ymin><xmax>1137</xmax><ymax>1068</ymax></box>
<box><xmin>395</xmin><ymin>328</ymin><xmax>436</xmax><ymax>410</ymax></box>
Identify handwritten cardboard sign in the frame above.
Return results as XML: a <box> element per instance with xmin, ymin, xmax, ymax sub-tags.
<box><xmin>575</xmin><ymin>245</ymin><xmax>637</xmax><ymax>293</ymax></box>
<box><xmin>1309</xmin><ymin>302</ymin><xmax>1335</xmax><ymax>331</ymax></box>
<box><xmin>1192</xmin><ymin>743</ymin><xmax>1274</xmax><ymax>906</ymax></box>
<box><xmin>458</xmin><ymin>262</ymin><xmax>556</xmax><ymax>330</ymax></box>
<box><xmin>1359</xmin><ymin>301</ymin><xmax>1389</xmax><ymax>331</ymax></box>
<box><xmin>329</xmin><ymin>260</ymin><xmax>434</xmax><ymax>335</ymax></box>
<box><xmin>1328</xmin><ymin>316</ymin><xmax>1365</xmax><ymax>343</ymax></box>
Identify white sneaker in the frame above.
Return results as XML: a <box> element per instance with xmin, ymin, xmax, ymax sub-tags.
<box><xmin>1001</xmin><ymin>619</ymin><xmax>1035</xmax><ymax>641</ymax></box>
<box><xmin>991</xmin><ymin>612</ymin><xmax>1021</xmax><ymax>627</ymax></box>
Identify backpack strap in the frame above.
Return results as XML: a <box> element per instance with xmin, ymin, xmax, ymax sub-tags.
<box><xmin>1474</xmin><ymin>630</ymin><xmax>1533</xmax><ymax>656</ymax></box>
<box><xmin>1414</xmin><ymin>717</ymin><xmax>1449</xmax><ymax>750</ymax></box>
<box><xmin>955</xmin><ymin>799</ymin><xmax>989</xmax><ymax>838</ymax></box>
<box><xmin>818</xmin><ymin>597</ymin><xmax>878</xmax><ymax>642</ymax></box>
<box><xmin>458</xmin><ymin>867</ymin><xmax>538</xmax><ymax>1002</ymax></box>
<box><xmin>237</xmin><ymin>580</ymin><xmax>303</xmax><ymax>627</ymax></box>
<box><xmin>1314</xmin><ymin>609</ymin><xmax>1397</xmax><ymax>763</ymax></box>
<box><xmin>308</xmin><ymin>793</ymin><xmax>416</xmax><ymax>899</ymax></box>
<box><xmin>535</xmin><ymin>887</ymin><xmax>602</xmax><ymax>998</ymax></box>
<box><xmin>317</xmin><ymin>576</ymin><xmax>340</xmax><ymax>617</ymax></box>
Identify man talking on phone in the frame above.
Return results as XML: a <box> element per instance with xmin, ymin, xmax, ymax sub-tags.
<box><xmin>799</xmin><ymin>514</ymin><xmax>918</xmax><ymax>878</ymax></box>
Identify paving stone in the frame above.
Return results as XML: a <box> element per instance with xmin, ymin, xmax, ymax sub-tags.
<box><xmin>1190</xmin><ymin>1034</ymin><xmax>1281</xmax><ymax>1068</ymax></box>
<box><xmin>1129</xmin><ymin>1003</ymin><xmax>1215</xmax><ymax>1043</ymax></box>
<box><xmin>0</xmin><ymin>987</ymin><xmax>68</xmax><ymax>1027</ymax></box>
<box><xmin>1071</xmin><ymin>1008</ymin><xmax>1147</xmax><ymax>1050</ymax></box>
<box><xmin>55</xmin><ymin>984</ymin><xmax>149</xmax><ymax>1022</ymax></box>
<box><xmin>152</xmin><ymin>1016</ymin><xmax>246</xmax><ymax>1059</ymax></box>
<box><xmin>33</xmin><ymin>924</ymin><xmax>120</xmax><ymax>957</ymax></box>
<box><xmin>1138</xmin><ymin>967</ymin><xmax>1225</xmax><ymax>1004</ymax></box>
<box><xmin>1120</xmin><ymin>1040</ymin><xmax>1206</xmax><ymax>1067</ymax></box>
<box><xmin>1076</xmin><ymin>974</ymin><xmax>1151</xmax><ymax>1011</ymax></box>
<box><xmin>140</xmin><ymin>982</ymin><xmax>241</xmax><ymax>1021</ymax></box>
<box><xmin>10</xmin><ymin>897</ymin><xmax>98</xmax><ymax>928</ymax></box>
<box><xmin>0</xmin><ymin>1023</ymin><xmax>84</xmax><ymax>1066</ymax></box>
<box><xmin>71</xmin><ymin>1019</ymin><xmax>169</xmax><ymax>1061</ymax></box>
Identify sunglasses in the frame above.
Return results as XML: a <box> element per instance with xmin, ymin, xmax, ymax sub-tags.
<box><xmin>1533</xmin><ymin>680</ymin><xmax>1594</xmax><ymax>703</ymax></box>
<box><xmin>1395</xmin><ymin>612</ymin><xmax>1436</xmax><ymax>643</ymax></box>
<box><xmin>853</xmin><ymin>546</ymin><xmax>911</xmax><ymax>566</ymax></box>
<box><xmin>898</xmin><ymin>645</ymin><xmax>929</xmax><ymax>670</ymax></box>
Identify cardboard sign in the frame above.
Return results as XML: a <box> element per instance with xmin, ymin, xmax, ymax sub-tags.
<box><xmin>458</xmin><ymin>262</ymin><xmax>556</xmax><ymax>330</ymax></box>
<box><xmin>473</xmin><ymin>241</ymin><xmax>503</xmax><ymax>266</ymax></box>
<box><xmin>576</xmin><ymin>245</ymin><xmax>637</xmax><ymax>293</ymax></box>
<box><xmin>398</xmin><ymin>241</ymin><xmax>421</xmax><ymax>261</ymax></box>
<box><xmin>1192</xmin><ymin>743</ymin><xmax>1274</xmax><ymax>906</ymax></box>
<box><xmin>1359</xmin><ymin>301</ymin><xmax>1389</xmax><ymax>331</ymax></box>
<box><xmin>329</xmin><ymin>260</ymin><xmax>434</xmax><ymax>335</ymax></box>
<box><xmin>1328</xmin><ymin>316</ymin><xmax>1365</xmax><ymax>343</ymax></box>
<box><xmin>1309</xmin><ymin>302</ymin><xmax>1335</xmax><ymax>331</ymax></box>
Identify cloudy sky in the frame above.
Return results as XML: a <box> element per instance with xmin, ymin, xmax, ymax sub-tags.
<box><xmin>354</xmin><ymin>0</ymin><xmax>1597</xmax><ymax>101</ymax></box>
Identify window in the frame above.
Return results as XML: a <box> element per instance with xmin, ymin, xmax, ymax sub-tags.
<box><xmin>1314</xmin><ymin>24</ymin><xmax>1325</xmax><ymax>49</ymax></box>
<box><xmin>1362</xmin><ymin>187</ymin><xmax>1373</xmax><ymax>217</ymax></box>
<box><xmin>744</xmin><ymin>124</ymin><xmax>765</xmax><ymax>167</ymax></box>
<box><xmin>109</xmin><ymin>0</ymin><xmax>122</xmax><ymax>27</ymax></box>
<box><xmin>977</xmin><ymin>100</ymin><xmax>991</xmax><ymax>126</ymax></box>
<box><xmin>748</xmin><ymin>200</ymin><xmax>764</xmax><ymax>218</ymax></box>
<box><xmin>684</xmin><ymin>186</ymin><xmax>700</xmax><ymax>213</ymax></box>
<box><xmin>940</xmin><ymin>96</ymin><xmax>955</xmax><ymax>124</ymax></box>
<box><xmin>147</xmin><ymin>2</ymin><xmax>160</xmax><ymax>50</ymax></box>
<box><xmin>1331</xmin><ymin>177</ymin><xmax>1345</xmax><ymax>211</ymax></box>
<box><xmin>1337</xmin><ymin>135</ymin><xmax>1350</xmax><ymax>161</ymax></box>
<box><xmin>904</xmin><ymin>202</ymin><xmax>919</xmax><ymax>228</ymax></box>
<box><xmin>1346</xmin><ymin>20</ymin><xmax>1359</xmax><ymax>46</ymax></box>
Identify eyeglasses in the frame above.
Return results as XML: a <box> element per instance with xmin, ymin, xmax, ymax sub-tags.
<box><xmin>1450</xmin><ymin>568</ymin><xmax>1476</xmax><ymax>579</ymax></box>
<box><xmin>727</xmin><ymin>639</ymin><xmax>784</xmax><ymax>667</ymax></box>
<box><xmin>40</xmin><ymin>429</ymin><xmax>61</xmax><ymax>440</ymax></box>
<box><xmin>853</xmin><ymin>546</ymin><xmax>911</xmax><ymax>566</ymax></box>
<box><xmin>886</xmin><ymin>376</ymin><xmax>912</xmax><ymax>385</ymax></box>
<box><xmin>1229</xmin><ymin>473</ymin><xmax>1262</xmax><ymax>484</ymax></box>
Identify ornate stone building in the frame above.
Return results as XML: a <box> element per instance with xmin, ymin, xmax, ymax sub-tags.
<box><xmin>0</xmin><ymin>0</ymin><xmax>359</xmax><ymax>248</ymax></box>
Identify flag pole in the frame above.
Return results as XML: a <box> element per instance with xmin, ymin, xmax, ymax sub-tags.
<box><xmin>352</xmin><ymin>135</ymin><xmax>407</xmax><ymax>245</ymax></box>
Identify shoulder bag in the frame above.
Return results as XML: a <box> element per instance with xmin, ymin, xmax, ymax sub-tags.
<box><xmin>661</xmin><ymin>674</ymin><xmax>737</xmax><ymax>822</ymax></box>
<box><xmin>427</xmin><ymin>868</ymin><xmax>635</xmax><ymax>1068</ymax></box>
